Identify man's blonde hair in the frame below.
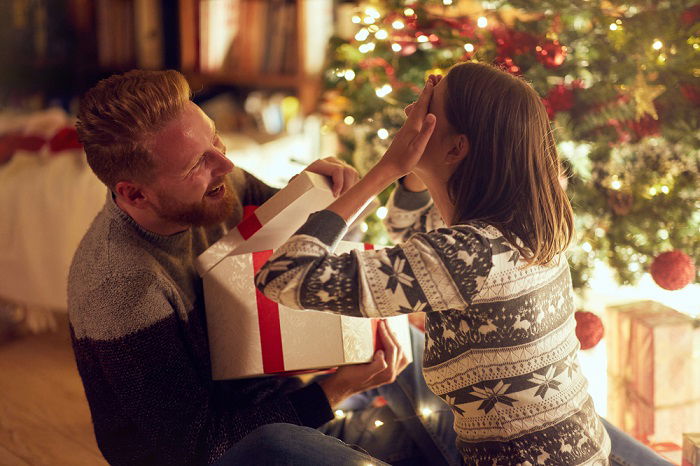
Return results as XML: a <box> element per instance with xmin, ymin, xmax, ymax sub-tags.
<box><xmin>76</xmin><ymin>69</ymin><xmax>191</xmax><ymax>190</ymax></box>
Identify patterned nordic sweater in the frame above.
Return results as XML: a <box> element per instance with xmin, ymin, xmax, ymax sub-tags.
<box><xmin>255</xmin><ymin>184</ymin><xmax>611</xmax><ymax>466</ymax></box>
<box><xmin>68</xmin><ymin>168</ymin><xmax>333</xmax><ymax>466</ymax></box>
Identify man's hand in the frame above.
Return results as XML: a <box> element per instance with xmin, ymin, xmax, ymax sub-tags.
<box><xmin>304</xmin><ymin>157</ymin><xmax>360</xmax><ymax>197</ymax></box>
<box><xmin>318</xmin><ymin>320</ymin><xmax>411</xmax><ymax>408</ymax></box>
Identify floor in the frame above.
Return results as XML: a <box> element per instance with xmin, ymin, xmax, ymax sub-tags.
<box><xmin>0</xmin><ymin>314</ymin><xmax>106</xmax><ymax>466</ymax></box>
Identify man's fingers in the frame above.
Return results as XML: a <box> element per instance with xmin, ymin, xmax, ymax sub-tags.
<box><xmin>330</xmin><ymin>166</ymin><xmax>344</xmax><ymax>196</ymax></box>
<box><xmin>341</xmin><ymin>166</ymin><xmax>359</xmax><ymax>195</ymax></box>
<box><xmin>379</xmin><ymin>321</ymin><xmax>398</xmax><ymax>369</ymax></box>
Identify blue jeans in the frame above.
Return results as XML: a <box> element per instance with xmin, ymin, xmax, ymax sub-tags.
<box><xmin>602</xmin><ymin>418</ymin><xmax>674</xmax><ymax>466</ymax></box>
<box><xmin>211</xmin><ymin>423</ymin><xmax>388</xmax><ymax>466</ymax></box>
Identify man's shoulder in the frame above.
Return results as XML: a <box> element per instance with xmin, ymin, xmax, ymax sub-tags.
<box><xmin>68</xmin><ymin>209</ymin><xmax>174</xmax><ymax>341</ymax></box>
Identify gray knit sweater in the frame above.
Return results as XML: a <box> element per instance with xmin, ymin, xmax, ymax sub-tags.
<box><xmin>68</xmin><ymin>168</ymin><xmax>333</xmax><ymax>466</ymax></box>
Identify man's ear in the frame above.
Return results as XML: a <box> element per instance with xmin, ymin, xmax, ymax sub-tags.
<box><xmin>114</xmin><ymin>181</ymin><xmax>149</xmax><ymax>208</ymax></box>
<box><xmin>445</xmin><ymin>134</ymin><xmax>469</xmax><ymax>165</ymax></box>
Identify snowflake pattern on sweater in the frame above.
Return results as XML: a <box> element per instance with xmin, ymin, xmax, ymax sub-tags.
<box><xmin>256</xmin><ymin>185</ymin><xmax>610</xmax><ymax>466</ymax></box>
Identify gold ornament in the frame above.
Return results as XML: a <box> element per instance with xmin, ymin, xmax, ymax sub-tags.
<box><xmin>632</xmin><ymin>72</ymin><xmax>666</xmax><ymax>120</ymax></box>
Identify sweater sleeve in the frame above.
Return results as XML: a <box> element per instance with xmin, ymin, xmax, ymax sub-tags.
<box><xmin>255</xmin><ymin>210</ymin><xmax>493</xmax><ymax>319</ymax></box>
<box><xmin>383</xmin><ymin>182</ymin><xmax>446</xmax><ymax>243</ymax></box>
<box><xmin>70</xmin><ymin>271</ymin><xmax>332</xmax><ymax>466</ymax></box>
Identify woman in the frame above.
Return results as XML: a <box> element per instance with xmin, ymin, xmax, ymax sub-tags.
<box><xmin>255</xmin><ymin>63</ymin><xmax>649</xmax><ymax>465</ymax></box>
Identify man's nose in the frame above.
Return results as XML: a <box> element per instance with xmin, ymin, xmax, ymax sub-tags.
<box><xmin>212</xmin><ymin>149</ymin><xmax>234</xmax><ymax>175</ymax></box>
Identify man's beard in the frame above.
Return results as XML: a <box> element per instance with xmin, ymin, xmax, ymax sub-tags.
<box><xmin>154</xmin><ymin>178</ymin><xmax>236</xmax><ymax>228</ymax></box>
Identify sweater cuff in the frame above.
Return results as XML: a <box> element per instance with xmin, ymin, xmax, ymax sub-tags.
<box><xmin>393</xmin><ymin>182</ymin><xmax>431</xmax><ymax>210</ymax></box>
<box><xmin>288</xmin><ymin>382</ymin><xmax>334</xmax><ymax>428</ymax></box>
<box><xmin>294</xmin><ymin>210</ymin><xmax>348</xmax><ymax>249</ymax></box>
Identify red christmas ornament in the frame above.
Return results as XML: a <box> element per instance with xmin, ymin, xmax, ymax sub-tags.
<box><xmin>536</xmin><ymin>40</ymin><xmax>567</xmax><ymax>68</ymax></box>
<box><xmin>574</xmin><ymin>311</ymin><xmax>604</xmax><ymax>350</ymax></box>
<box><xmin>681</xmin><ymin>5</ymin><xmax>700</xmax><ymax>27</ymax></box>
<box><xmin>492</xmin><ymin>27</ymin><xmax>538</xmax><ymax>58</ymax></box>
<box><xmin>543</xmin><ymin>84</ymin><xmax>575</xmax><ymax>119</ymax></box>
<box><xmin>626</xmin><ymin>114</ymin><xmax>661</xmax><ymax>140</ymax></box>
<box><xmin>680</xmin><ymin>83</ymin><xmax>700</xmax><ymax>106</ymax></box>
<box><xmin>650</xmin><ymin>250</ymin><xmax>696</xmax><ymax>291</ymax></box>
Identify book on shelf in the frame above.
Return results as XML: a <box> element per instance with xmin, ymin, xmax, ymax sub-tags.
<box><xmin>197</xmin><ymin>0</ymin><xmax>328</xmax><ymax>78</ymax></box>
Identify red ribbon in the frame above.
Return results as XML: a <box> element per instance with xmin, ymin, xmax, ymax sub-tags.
<box><xmin>0</xmin><ymin>127</ymin><xmax>82</xmax><ymax>163</ymax></box>
<box><xmin>252</xmin><ymin>249</ymin><xmax>285</xmax><ymax>374</ymax></box>
<box><xmin>237</xmin><ymin>210</ymin><xmax>263</xmax><ymax>240</ymax></box>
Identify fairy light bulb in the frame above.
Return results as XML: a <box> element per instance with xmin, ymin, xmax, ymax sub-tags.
<box><xmin>392</xmin><ymin>20</ymin><xmax>405</xmax><ymax>29</ymax></box>
<box><xmin>404</xmin><ymin>8</ymin><xmax>415</xmax><ymax>15</ymax></box>
<box><xmin>365</xmin><ymin>7</ymin><xmax>380</xmax><ymax>19</ymax></box>
<box><xmin>421</xmin><ymin>407</ymin><xmax>433</xmax><ymax>416</ymax></box>
<box><xmin>375</xmin><ymin>84</ymin><xmax>392</xmax><ymax>97</ymax></box>
<box><xmin>345</xmin><ymin>69</ymin><xmax>355</xmax><ymax>81</ymax></box>
<box><xmin>359</xmin><ymin>43</ymin><xmax>376</xmax><ymax>53</ymax></box>
<box><xmin>658</xmin><ymin>229</ymin><xmax>669</xmax><ymax>240</ymax></box>
<box><xmin>628</xmin><ymin>262</ymin><xmax>640</xmax><ymax>272</ymax></box>
<box><xmin>375</xmin><ymin>29</ymin><xmax>388</xmax><ymax>40</ymax></box>
<box><xmin>477</xmin><ymin>16</ymin><xmax>488</xmax><ymax>28</ymax></box>
<box><xmin>355</xmin><ymin>28</ymin><xmax>369</xmax><ymax>41</ymax></box>
<box><xmin>360</xmin><ymin>222</ymin><xmax>368</xmax><ymax>233</ymax></box>
<box><xmin>374</xmin><ymin>419</ymin><xmax>384</xmax><ymax>428</ymax></box>
<box><xmin>443</xmin><ymin>0</ymin><xmax>453</xmax><ymax>4</ymax></box>
<box><xmin>376</xmin><ymin>206</ymin><xmax>388</xmax><ymax>219</ymax></box>
<box><xmin>661</xmin><ymin>185</ymin><xmax>670</xmax><ymax>194</ymax></box>
<box><xmin>363</xmin><ymin>16</ymin><xmax>375</xmax><ymax>24</ymax></box>
<box><xmin>392</xmin><ymin>43</ymin><xmax>402</xmax><ymax>52</ymax></box>
<box><xmin>464</xmin><ymin>43</ymin><xmax>475</xmax><ymax>53</ymax></box>
<box><xmin>417</xmin><ymin>35</ymin><xmax>429</xmax><ymax>43</ymax></box>
<box><xmin>344</xmin><ymin>116</ymin><xmax>355</xmax><ymax>125</ymax></box>
<box><xmin>377</xmin><ymin>128</ymin><xmax>389</xmax><ymax>140</ymax></box>
<box><xmin>652</xmin><ymin>40</ymin><xmax>663</xmax><ymax>50</ymax></box>
<box><xmin>609</xmin><ymin>23</ymin><xmax>618</xmax><ymax>31</ymax></box>
<box><xmin>582</xmin><ymin>242</ymin><xmax>593</xmax><ymax>253</ymax></box>
<box><xmin>649</xmin><ymin>187</ymin><xmax>658</xmax><ymax>196</ymax></box>
<box><xmin>611</xmin><ymin>179</ymin><xmax>622</xmax><ymax>190</ymax></box>
<box><xmin>334</xmin><ymin>409</ymin><xmax>346</xmax><ymax>418</ymax></box>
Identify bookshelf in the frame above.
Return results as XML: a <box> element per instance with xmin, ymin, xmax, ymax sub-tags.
<box><xmin>178</xmin><ymin>0</ymin><xmax>332</xmax><ymax>115</ymax></box>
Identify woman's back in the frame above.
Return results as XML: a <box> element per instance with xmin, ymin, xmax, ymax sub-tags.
<box><xmin>416</xmin><ymin>222</ymin><xmax>610</xmax><ymax>465</ymax></box>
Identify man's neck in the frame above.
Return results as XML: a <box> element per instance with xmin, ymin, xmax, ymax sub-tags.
<box><xmin>114</xmin><ymin>195</ymin><xmax>189</xmax><ymax>236</ymax></box>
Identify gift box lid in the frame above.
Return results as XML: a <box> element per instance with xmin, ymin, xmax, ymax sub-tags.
<box><xmin>196</xmin><ymin>171</ymin><xmax>335</xmax><ymax>276</ymax></box>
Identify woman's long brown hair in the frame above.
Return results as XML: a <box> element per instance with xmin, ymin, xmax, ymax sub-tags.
<box><xmin>444</xmin><ymin>62</ymin><xmax>574</xmax><ymax>266</ymax></box>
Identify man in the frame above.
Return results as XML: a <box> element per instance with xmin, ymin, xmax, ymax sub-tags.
<box><xmin>69</xmin><ymin>69</ymin><xmax>458</xmax><ymax>466</ymax></box>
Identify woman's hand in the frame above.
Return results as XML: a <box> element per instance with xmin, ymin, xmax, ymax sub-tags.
<box><xmin>375</xmin><ymin>79</ymin><xmax>437</xmax><ymax>178</ymax></box>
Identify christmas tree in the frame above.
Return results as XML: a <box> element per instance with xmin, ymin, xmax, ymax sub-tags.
<box><xmin>323</xmin><ymin>0</ymin><xmax>699</xmax><ymax>291</ymax></box>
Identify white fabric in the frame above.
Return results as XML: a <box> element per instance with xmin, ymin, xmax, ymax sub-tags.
<box><xmin>0</xmin><ymin>152</ymin><xmax>106</xmax><ymax>310</ymax></box>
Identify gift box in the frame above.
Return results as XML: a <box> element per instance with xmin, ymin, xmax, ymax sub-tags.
<box><xmin>606</xmin><ymin>301</ymin><xmax>700</xmax><ymax>445</ymax></box>
<box><xmin>683</xmin><ymin>434</ymin><xmax>700</xmax><ymax>466</ymax></box>
<box><xmin>196</xmin><ymin>170</ymin><xmax>378</xmax><ymax>275</ymax></box>
<box><xmin>196</xmin><ymin>171</ymin><xmax>336</xmax><ymax>275</ymax></box>
<box><xmin>204</xmin><ymin>241</ymin><xmax>412</xmax><ymax>379</ymax></box>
